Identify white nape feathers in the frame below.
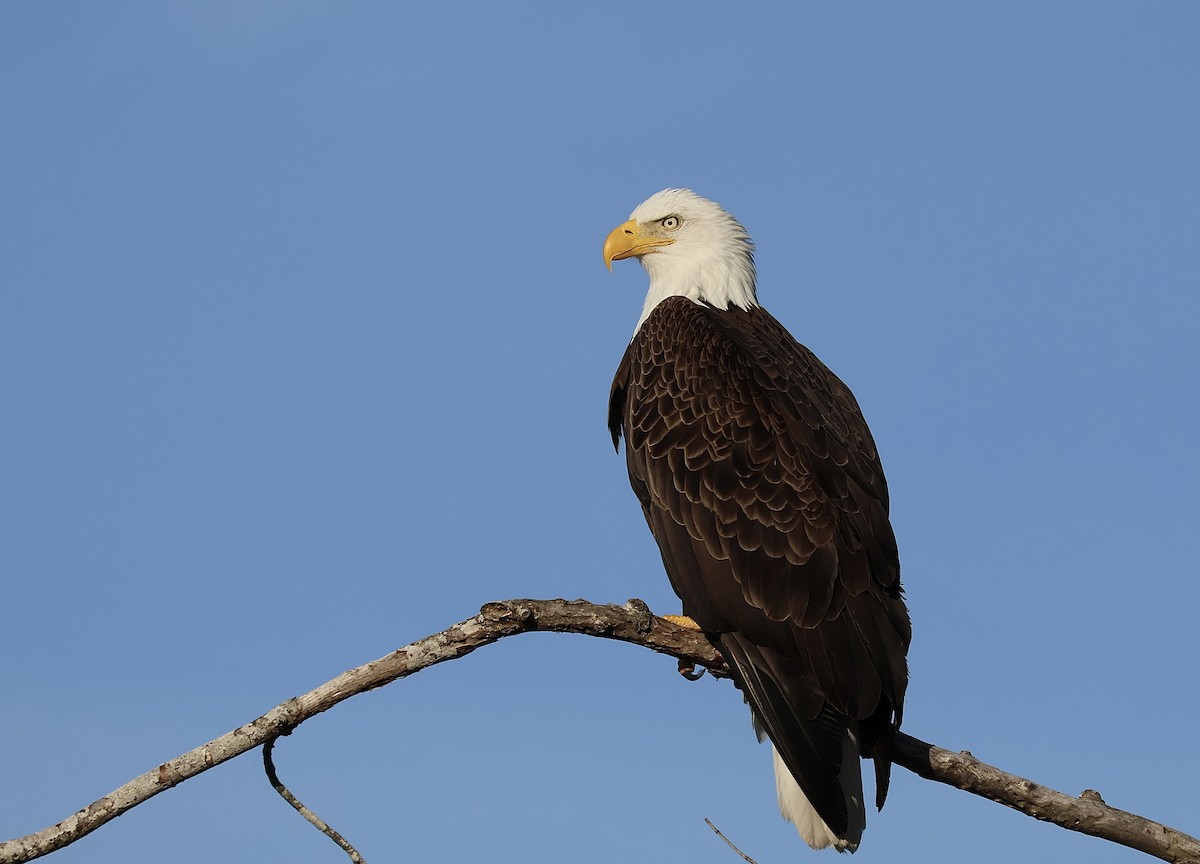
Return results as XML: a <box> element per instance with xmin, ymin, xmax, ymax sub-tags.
<box><xmin>626</xmin><ymin>189</ymin><xmax>758</xmax><ymax>332</ymax></box>
<box><xmin>605</xmin><ymin>188</ymin><xmax>911</xmax><ymax>854</ymax></box>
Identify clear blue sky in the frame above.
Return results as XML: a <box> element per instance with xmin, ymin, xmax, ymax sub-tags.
<box><xmin>3</xmin><ymin>3</ymin><xmax>1197</xmax><ymax>862</ymax></box>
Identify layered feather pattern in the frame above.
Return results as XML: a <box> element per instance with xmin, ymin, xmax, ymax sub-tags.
<box><xmin>609</xmin><ymin>296</ymin><xmax>911</xmax><ymax>844</ymax></box>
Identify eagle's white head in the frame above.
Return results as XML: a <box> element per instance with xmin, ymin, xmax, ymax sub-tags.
<box><xmin>603</xmin><ymin>188</ymin><xmax>758</xmax><ymax>333</ymax></box>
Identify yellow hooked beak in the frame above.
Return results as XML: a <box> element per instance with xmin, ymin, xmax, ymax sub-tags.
<box><xmin>602</xmin><ymin>218</ymin><xmax>676</xmax><ymax>270</ymax></box>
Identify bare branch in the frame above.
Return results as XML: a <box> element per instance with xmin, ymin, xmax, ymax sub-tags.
<box><xmin>891</xmin><ymin>735</ymin><xmax>1198</xmax><ymax>862</ymax></box>
<box><xmin>705</xmin><ymin>817</ymin><xmax>760</xmax><ymax>864</ymax></box>
<box><xmin>263</xmin><ymin>738</ymin><xmax>366</xmax><ymax>864</ymax></box>
<box><xmin>1</xmin><ymin>598</ymin><xmax>1196</xmax><ymax>863</ymax></box>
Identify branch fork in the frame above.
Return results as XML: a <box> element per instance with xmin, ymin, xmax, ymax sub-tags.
<box><xmin>1</xmin><ymin>599</ymin><xmax>1196</xmax><ymax>864</ymax></box>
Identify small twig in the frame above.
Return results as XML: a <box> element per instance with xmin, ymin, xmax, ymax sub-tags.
<box><xmin>263</xmin><ymin>737</ymin><xmax>366</xmax><ymax>864</ymax></box>
<box><xmin>2</xmin><ymin>598</ymin><xmax>1197</xmax><ymax>863</ymax></box>
<box><xmin>705</xmin><ymin>818</ymin><xmax>759</xmax><ymax>864</ymax></box>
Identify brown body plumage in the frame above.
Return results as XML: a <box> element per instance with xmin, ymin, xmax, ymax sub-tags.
<box><xmin>604</xmin><ymin>189</ymin><xmax>911</xmax><ymax>850</ymax></box>
<box><xmin>609</xmin><ymin>296</ymin><xmax>910</xmax><ymax>843</ymax></box>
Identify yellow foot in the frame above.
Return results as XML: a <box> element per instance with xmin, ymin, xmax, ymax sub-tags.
<box><xmin>663</xmin><ymin>614</ymin><xmax>702</xmax><ymax>631</ymax></box>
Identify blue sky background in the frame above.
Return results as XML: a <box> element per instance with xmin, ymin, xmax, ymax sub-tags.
<box><xmin>3</xmin><ymin>3</ymin><xmax>1198</xmax><ymax>862</ymax></box>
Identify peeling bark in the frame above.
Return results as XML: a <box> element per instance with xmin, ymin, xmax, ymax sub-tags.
<box><xmin>2</xmin><ymin>599</ymin><xmax>1196</xmax><ymax>863</ymax></box>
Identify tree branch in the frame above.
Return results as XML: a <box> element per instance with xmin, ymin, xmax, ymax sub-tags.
<box><xmin>1</xmin><ymin>598</ymin><xmax>1196</xmax><ymax>863</ymax></box>
<box><xmin>263</xmin><ymin>737</ymin><xmax>366</xmax><ymax>863</ymax></box>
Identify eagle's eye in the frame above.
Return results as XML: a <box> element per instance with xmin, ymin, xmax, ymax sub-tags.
<box><xmin>661</xmin><ymin>215</ymin><xmax>681</xmax><ymax>230</ymax></box>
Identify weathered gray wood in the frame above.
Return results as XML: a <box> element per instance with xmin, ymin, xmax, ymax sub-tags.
<box><xmin>892</xmin><ymin>734</ymin><xmax>1200</xmax><ymax>862</ymax></box>
<box><xmin>2</xmin><ymin>599</ymin><xmax>1196</xmax><ymax>863</ymax></box>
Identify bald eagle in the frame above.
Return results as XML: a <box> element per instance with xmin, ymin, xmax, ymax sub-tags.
<box><xmin>604</xmin><ymin>189</ymin><xmax>911</xmax><ymax>851</ymax></box>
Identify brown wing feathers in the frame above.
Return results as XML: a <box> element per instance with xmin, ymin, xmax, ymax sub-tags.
<box><xmin>609</xmin><ymin>296</ymin><xmax>910</xmax><ymax>832</ymax></box>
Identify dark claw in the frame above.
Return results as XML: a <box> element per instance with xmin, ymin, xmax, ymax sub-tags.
<box><xmin>678</xmin><ymin>659</ymin><xmax>706</xmax><ymax>681</ymax></box>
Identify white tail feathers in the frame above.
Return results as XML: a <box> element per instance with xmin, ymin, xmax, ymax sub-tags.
<box><xmin>769</xmin><ymin>730</ymin><xmax>865</xmax><ymax>853</ymax></box>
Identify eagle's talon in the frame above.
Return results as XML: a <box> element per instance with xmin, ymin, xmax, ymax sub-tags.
<box><xmin>662</xmin><ymin>614</ymin><xmax>702</xmax><ymax>631</ymax></box>
<box><xmin>678</xmin><ymin>659</ymin><xmax>706</xmax><ymax>681</ymax></box>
